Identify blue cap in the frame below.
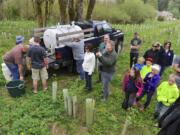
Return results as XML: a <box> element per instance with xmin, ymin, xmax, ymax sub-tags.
<box><xmin>16</xmin><ymin>35</ymin><xmax>24</xmax><ymax>45</ymax></box>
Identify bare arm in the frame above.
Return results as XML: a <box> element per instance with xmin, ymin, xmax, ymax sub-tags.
<box><xmin>173</xmin><ymin>64</ymin><xmax>180</xmax><ymax>72</ymax></box>
<box><xmin>44</xmin><ymin>57</ymin><xmax>48</xmax><ymax>69</ymax></box>
<box><xmin>26</xmin><ymin>57</ymin><xmax>31</xmax><ymax>70</ymax></box>
<box><xmin>18</xmin><ymin>64</ymin><xmax>24</xmax><ymax>80</ymax></box>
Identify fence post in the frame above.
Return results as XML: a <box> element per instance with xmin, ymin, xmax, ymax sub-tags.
<box><xmin>72</xmin><ymin>96</ymin><xmax>77</xmax><ymax>118</ymax></box>
<box><xmin>52</xmin><ymin>81</ymin><xmax>57</xmax><ymax>102</ymax></box>
<box><xmin>63</xmin><ymin>89</ymin><xmax>68</xmax><ymax>112</ymax></box>
<box><xmin>67</xmin><ymin>95</ymin><xmax>73</xmax><ymax>116</ymax></box>
<box><xmin>86</xmin><ymin>98</ymin><xmax>95</xmax><ymax>127</ymax></box>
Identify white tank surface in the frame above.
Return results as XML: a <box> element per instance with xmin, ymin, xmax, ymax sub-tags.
<box><xmin>1</xmin><ymin>63</ymin><xmax>12</xmax><ymax>81</ymax></box>
<box><xmin>43</xmin><ymin>24</ymin><xmax>84</xmax><ymax>54</ymax></box>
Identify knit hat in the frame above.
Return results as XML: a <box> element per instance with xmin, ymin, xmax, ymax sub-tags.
<box><xmin>16</xmin><ymin>35</ymin><xmax>24</xmax><ymax>45</ymax></box>
<box><xmin>146</xmin><ymin>57</ymin><xmax>153</xmax><ymax>63</ymax></box>
<box><xmin>151</xmin><ymin>64</ymin><xmax>160</xmax><ymax>72</ymax></box>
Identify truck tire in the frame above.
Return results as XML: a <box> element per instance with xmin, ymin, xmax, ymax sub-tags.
<box><xmin>115</xmin><ymin>39</ymin><xmax>123</xmax><ymax>55</ymax></box>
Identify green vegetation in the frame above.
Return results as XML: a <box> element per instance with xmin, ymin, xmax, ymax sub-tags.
<box><xmin>0</xmin><ymin>20</ymin><xmax>180</xmax><ymax>135</ymax></box>
<box><xmin>93</xmin><ymin>0</ymin><xmax>156</xmax><ymax>23</ymax></box>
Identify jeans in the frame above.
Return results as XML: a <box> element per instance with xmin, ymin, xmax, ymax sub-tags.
<box><xmin>154</xmin><ymin>102</ymin><xmax>169</xmax><ymax>120</ymax></box>
<box><xmin>85</xmin><ymin>72</ymin><xmax>92</xmax><ymax>91</ymax></box>
<box><xmin>122</xmin><ymin>91</ymin><xmax>136</xmax><ymax>110</ymax></box>
<box><xmin>130</xmin><ymin>52</ymin><xmax>139</xmax><ymax>68</ymax></box>
<box><xmin>101</xmin><ymin>71</ymin><xmax>114</xmax><ymax>99</ymax></box>
<box><xmin>5</xmin><ymin>63</ymin><xmax>19</xmax><ymax>80</ymax></box>
<box><xmin>76</xmin><ymin>60</ymin><xmax>85</xmax><ymax>80</ymax></box>
<box><xmin>136</xmin><ymin>90</ymin><xmax>154</xmax><ymax>109</ymax></box>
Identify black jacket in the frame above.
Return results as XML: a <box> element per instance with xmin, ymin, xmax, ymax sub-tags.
<box><xmin>143</xmin><ymin>49</ymin><xmax>159</xmax><ymax>64</ymax></box>
<box><xmin>164</xmin><ymin>50</ymin><xmax>174</xmax><ymax>66</ymax></box>
<box><xmin>158</xmin><ymin>97</ymin><xmax>180</xmax><ymax>135</ymax></box>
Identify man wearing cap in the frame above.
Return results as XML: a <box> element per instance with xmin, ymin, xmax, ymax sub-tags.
<box><xmin>16</xmin><ymin>35</ymin><xmax>24</xmax><ymax>45</ymax></box>
<box><xmin>172</xmin><ymin>55</ymin><xmax>180</xmax><ymax>88</ymax></box>
<box><xmin>3</xmin><ymin>40</ymin><xmax>28</xmax><ymax>80</ymax></box>
<box><xmin>130</xmin><ymin>32</ymin><xmax>142</xmax><ymax>68</ymax></box>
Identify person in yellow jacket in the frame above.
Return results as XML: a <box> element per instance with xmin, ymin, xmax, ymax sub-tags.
<box><xmin>140</xmin><ymin>57</ymin><xmax>153</xmax><ymax>79</ymax></box>
<box><xmin>154</xmin><ymin>74</ymin><xmax>179</xmax><ymax>120</ymax></box>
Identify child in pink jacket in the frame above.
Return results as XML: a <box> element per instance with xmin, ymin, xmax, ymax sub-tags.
<box><xmin>122</xmin><ymin>68</ymin><xmax>143</xmax><ymax>110</ymax></box>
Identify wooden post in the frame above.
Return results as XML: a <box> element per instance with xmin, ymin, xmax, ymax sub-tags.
<box><xmin>121</xmin><ymin>118</ymin><xmax>130</xmax><ymax>135</ymax></box>
<box><xmin>52</xmin><ymin>81</ymin><xmax>57</xmax><ymax>102</ymax></box>
<box><xmin>72</xmin><ymin>96</ymin><xmax>77</xmax><ymax>118</ymax></box>
<box><xmin>86</xmin><ymin>98</ymin><xmax>95</xmax><ymax>127</ymax></box>
<box><xmin>63</xmin><ymin>89</ymin><xmax>68</xmax><ymax>112</ymax></box>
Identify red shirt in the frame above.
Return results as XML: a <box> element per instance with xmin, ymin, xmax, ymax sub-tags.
<box><xmin>3</xmin><ymin>45</ymin><xmax>23</xmax><ymax>64</ymax></box>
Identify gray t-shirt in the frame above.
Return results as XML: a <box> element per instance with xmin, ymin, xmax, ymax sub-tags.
<box><xmin>130</xmin><ymin>37</ymin><xmax>142</xmax><ymax>53</ymax></box>
<box><xmin>27</xmin><ymin>45</ymin><xmax>47</xmax><ymax>69</ymax></box>
<box><xmin>173</xmin><ymin>56</ymin><xmax>180</xmax><ymax>76</ymax></box>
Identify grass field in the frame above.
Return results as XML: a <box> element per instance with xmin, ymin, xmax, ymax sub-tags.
<box><xmin>0</xmin><ymin>20</ymin><xmax>180</xmax><ymax>135</ymax></box>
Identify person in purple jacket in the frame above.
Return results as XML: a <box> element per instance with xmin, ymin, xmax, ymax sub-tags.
<box><xmin>136</xmin><ymin>64</ymin><xmax>161</xmax><ymax>111</ymax></box>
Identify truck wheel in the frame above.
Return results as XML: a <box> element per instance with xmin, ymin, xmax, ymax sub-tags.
<box><xmin>115</xmin><ymin>40</ymin><xmax>123</xmax><ymax>55</ymax></box>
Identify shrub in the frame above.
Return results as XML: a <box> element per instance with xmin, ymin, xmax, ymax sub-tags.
<box><xmin>120</xmin><ymin>0</ymin><xmax>156</xmax><ymax>23</ymax></box>
<box><xmin>93</xmin><ymin>4</ymin><xmax>130</xmax><ymax>23</ymax></box>
<box><xmin>93</xmin><ymin>0</ymin><xmax>156</xmax><ymax>24</ymax></box>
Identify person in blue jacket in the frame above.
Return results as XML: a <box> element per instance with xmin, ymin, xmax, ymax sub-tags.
<box><xmin>136</xmin><ymin>64</ymin><xmax>161</xmax><ymax>111</ymax></box>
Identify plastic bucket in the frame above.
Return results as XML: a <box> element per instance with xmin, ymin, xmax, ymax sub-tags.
<box><xmin>6</xmin><ymin>80</ymin><xmax>25</xmax><ymax>98</ymax></box>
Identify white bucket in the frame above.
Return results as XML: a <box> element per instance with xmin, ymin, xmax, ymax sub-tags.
<box><xmin>1</xmin><ymin>63</ymin><xmax>12</xmax><ymax>81</ymax></box>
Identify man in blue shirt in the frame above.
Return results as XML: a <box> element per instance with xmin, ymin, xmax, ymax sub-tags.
<box><xmin>27</xmin><ymin>36</ymin><xmax>48</xmax><ymax>93</ymax></box>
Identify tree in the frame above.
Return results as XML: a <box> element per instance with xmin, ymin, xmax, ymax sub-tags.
<box><xmin>158</xmin><ymin>0</ymin><xmax>170</xmax><ymax>11</ymax></box>
<box><xmin>34</xmin><ymin>0</ymin><xmax>44</xmax><ymax>27</ymax></box>
<box><xmin>68</xmin><ymin>0</ymin><xmax>75</xmax><ymax>22</ymax></box>
<box><xmin>75</xmin><ymin>0</ymin><xmax>83</xmax><ymax>21</ymax></box>
<box><xmin>0</xmin><ymin>0</ymin><xmax>3</xmax><ymax>20</ymax></box>
<box><xmin>168</xmin><ymin>0</ymin><xmax>180</xmax><ymax>18</ymax></box>
<box><xmin>86</xmin><ymin>0</ymin><xmax>96</xmax><ymax>20</ymax></box>
<box><xmin>58</xmin><ymin>0</ymin><xmax>68</xmax><ymax>24</ymax></box>
<box><xmin>44</xmin><ymin>0</ymin><xmax>54</xmax><ymax>26</ymax></box>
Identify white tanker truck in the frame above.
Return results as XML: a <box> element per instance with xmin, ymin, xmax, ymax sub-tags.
<box><xmin>32</xmin><ymin>20</ymin><xmax>124</xmax><ymax>72</ymax></box>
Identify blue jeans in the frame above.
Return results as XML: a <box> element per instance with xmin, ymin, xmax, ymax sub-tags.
<box><xmin>101</xmin><ymin>71</ymin><xmax>114</xmax><ymax>99</ymax></box>
<box><xmin>5</xmin><ymin>63</ymin><xmax>19</xmax><ymax>80</ymax></box>
<box><xmin>155</xmin><ymin>102</ymin><xmax>169</xmax><ymax>120</ymax></box>
<box><xmin>76</xmin><ymin>60</ymin><xmax>85</xmax><ymax>80</ymax></box>
<box><xmin>85</xmin><ymin>72</ymin><xmax>92</xmax><ymax>91</ymax></box>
